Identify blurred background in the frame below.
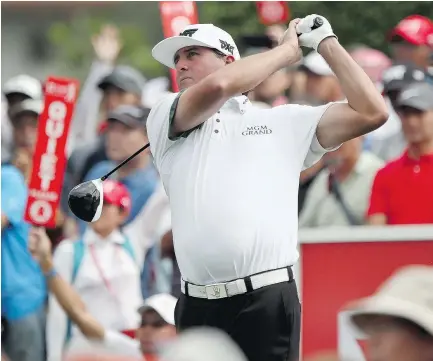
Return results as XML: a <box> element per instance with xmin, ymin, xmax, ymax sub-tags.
<box><xmin>1</xmin><ymin>2</ymin><xmax>433</xmax><ymax>361</ymax></box>
<box><xmin>2</xmin><ymin>1</ymin><xmax>433</xmax><ymax>80</ymax></box>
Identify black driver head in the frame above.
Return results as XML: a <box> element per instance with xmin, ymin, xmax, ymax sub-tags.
<box><xmin>68</xmin><ymin>179</ymin><xmax>104</xmax><ymax>222</ymax></box>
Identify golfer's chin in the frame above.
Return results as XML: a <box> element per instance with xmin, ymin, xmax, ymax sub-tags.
<box><xmin>178</xmin><ymin>77</ymin><xmax>195</xmax><ymax>90</ymax></box>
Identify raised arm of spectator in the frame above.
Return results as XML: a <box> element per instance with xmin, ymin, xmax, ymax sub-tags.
<box><xmin>67</xmin><ymin>25</ymin><xmax>121</xmax><ymax>153</ymax></box>
<box><xmin>29</xmin><ymin>228</ymin><xmax>105</xmax><ymax>342</ymax></box>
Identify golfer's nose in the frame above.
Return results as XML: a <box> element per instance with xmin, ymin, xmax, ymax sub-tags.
<box><xmin>175</xmin><ymin>58</ymin><xmax>189</xmax><ymax>72</ymax></box>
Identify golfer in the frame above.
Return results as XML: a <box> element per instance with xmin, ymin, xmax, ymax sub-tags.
<box><xmin>147</xmin><ymin>15</ymin><xmax>388</xmax><ymax>361</ymax></box>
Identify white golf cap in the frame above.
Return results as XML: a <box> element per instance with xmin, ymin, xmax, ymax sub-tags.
<box><xmin>152</xmin><ymin>23</ymin><xmax>241</xmax><ymax>69</ymax></box>
<box><xmin>3</xmin><ymin>74</ymin><xmax>42</xmax><ymax>100</ymax></box>
<box><xmin>138</xmin><ymin>293</ymin><xmax>177</xmax><ymax>326</ymax></box>
<box><xmin>346</xmin><ymin>265</ymin><xmax>433</xmax><ymax>336</ymax></box>
<box><xmin>300</xmin><ymin>51</ymin><xmax>334</xmax><ymax>77</ymax></box>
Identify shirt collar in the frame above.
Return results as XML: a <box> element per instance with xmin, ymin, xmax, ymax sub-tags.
<box><xmin>222</xmin><ymin>95</ymin><xmax>251</xmax><ymax>114</ymax></box>
<box><xmin>83</xmin><ymin>227</ymin><xmax>125</xmax><ymax>246</ymax></box>
<box><xmin>402</xmin><ymin>150</ymin><xmax>433</xmax><ymax>165</ymax></box>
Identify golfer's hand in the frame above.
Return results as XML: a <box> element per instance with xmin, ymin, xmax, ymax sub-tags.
<box><xmin>296</xmin><ymin>14</ymin><xmax>337</xmax><ymax>52</ymax></box>
<box><xmin>29</xmin><ymin>227</ymin><xmax>52</xmax><ymax>267</ymax></box>
<box><xmin>279</xmin><ymin>19</ymin><xmax>302</xmax><ymax>63</ymax></box>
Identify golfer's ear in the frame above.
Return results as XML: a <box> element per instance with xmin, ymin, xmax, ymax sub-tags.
<box><xmin>225</xmin><ymin>55</ymin><xmax>235</xmax><ymax>65</ymax></box>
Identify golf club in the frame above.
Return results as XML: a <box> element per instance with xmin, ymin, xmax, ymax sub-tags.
<box><xmin>68</xmin><ymin>16</ymin><xmax>324</xmax><ymax>223</ymax></box>
<box><xmin>68</xmin><ymin>143</ymin><xmax>150</xmax><ymax>222</ymax></box>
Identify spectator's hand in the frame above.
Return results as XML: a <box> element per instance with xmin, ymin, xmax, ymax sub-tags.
<box><xmin>296</xmin><ymin>14</ymin><xmax>337</xmax><ymax>51</ymax></box>
<box><xmin>279</xmin><ymin>19</ymin><xmax>302</xmax><ymax>64</ymax></box>
<box><xmin>12</xmin><ymin>147</ymin><xmax>32</xmax><ymax>181</ymax></box>
<box><xmin>29</xmin><ymin>227</ymin><xmax>52</xmax><ymax>265</ymax></box>
<box><xmin>92</xmin><ymin>24</ymin><xmax>122</xmax><ymax>64</ymax></box>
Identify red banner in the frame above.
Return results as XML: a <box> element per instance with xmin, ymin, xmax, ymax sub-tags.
<box><xmin>158</xmin><ymin>1</ymin><xmax>199</xmax><ymax>92</ymax></box>
<box><xmin>24</xmin><ymin>76</ymin><xmax>79</xmax><ymax>228</ymax></box>
<box><xmin>301</xmin><ymin>240</ymin><xmax>433</xmax><ymax>359</ymax></box>
<box><xmin>256</xmin><ymin>1</ymin><xmax>290</xmax><ymax>25</ymax></box>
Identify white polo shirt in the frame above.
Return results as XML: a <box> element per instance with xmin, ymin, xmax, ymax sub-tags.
<box><xmin>147</xmin><ymin>93</ymin><xmax>336</xmax><ymax>285</ymax></box>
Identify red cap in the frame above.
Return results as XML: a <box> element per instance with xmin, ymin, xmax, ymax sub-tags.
<box><xmin>102</xmin><ymin>180</ymin><xmax>132</xmax><ymax>215</ymax></box>
<box><xmin>389</xmin><ymin>15</ymin><xmax>433</xmax><ymax>47</ymax></box>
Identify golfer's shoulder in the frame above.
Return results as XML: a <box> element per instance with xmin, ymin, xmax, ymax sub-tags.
<box><xmin>148</xmin><ymin>92</ymin><xmax>180</xmax><ymax>122</ymax></box>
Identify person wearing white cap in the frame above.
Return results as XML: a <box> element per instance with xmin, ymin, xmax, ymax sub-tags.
<box><xmin>147</xmin><ymin>15</ymin><xmax>388</xmax><ymax>361</ymax></box>
<box><xmin>28</xmin><ymin>226</ymin><xmax>177</xmax><ymax>361</ymax></box>
<box><xmin>2</xmin><ymin>74</ymin><xmax>42</xmax><ymax>163</ymax></box>
<box><xmin>299</xmin><ymin>51</ymin><xmax>344</xmax><ymax>104</ymax></box>
<box><xmin>344</xmin><ymin>265</ymin><xmax>433</xmax><ymax>361</ymax></box>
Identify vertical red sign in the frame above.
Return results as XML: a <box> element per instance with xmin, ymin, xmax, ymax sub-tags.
<box><xmin>158</xmin><ymin>1</ymin><xmax>199</xmax><ymax>92</ymax></box>
<box><xmin>24</xmin><ymin>76</ymin><xmax>79</xmax><ymax>228</ymax></box>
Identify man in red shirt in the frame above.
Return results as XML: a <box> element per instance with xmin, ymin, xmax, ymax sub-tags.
<box><xmin>367</xmin><ymin>82</ymin><xmax>433</xmax><ymax>225</ymax></box>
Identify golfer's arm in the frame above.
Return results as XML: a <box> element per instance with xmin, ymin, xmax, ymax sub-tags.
<box><xmin>173</xmin><ymin>43</ymin><xmax>298</xmax><ymax>133</ymax></box>
<box><xmin>315</xmin><ymin>38</ymin><xmax>389</xmax><ymax>149</ymax></box>
<box><xmin>41</xmin><ymin>259</ymin><xmax>105</xmax><ymax>340</ymax></box>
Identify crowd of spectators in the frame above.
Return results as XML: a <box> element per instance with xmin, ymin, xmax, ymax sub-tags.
<box><xmin>1</xmin><ymin>12</ymin><xmax>433</xmax><ymax>361</ymax></box>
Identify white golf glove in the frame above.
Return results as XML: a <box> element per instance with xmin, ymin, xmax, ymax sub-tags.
<box><xmin>296</xmin><ymin>14</ymin><xmax>337</xmax><ymax>52</ymax></box>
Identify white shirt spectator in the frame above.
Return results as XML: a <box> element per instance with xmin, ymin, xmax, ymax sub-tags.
<box><xmin>48</xmin><ymin>180</ymin><xmax>171</xmax><ymax>361</ymax></box>
<box><xmin>299</xmin><ymin>151</ymin><xmax>384</xmax><ymax>227</ymax></box>
<box><xmin>147</xmin><ymin>92</ymin><xmax>337</xmax><ymax>285</ymax></box>
<box><xmin>64</xmin><ymin>293</ymin><xmax>177</xmax><ymax>361</ymax></box>
<box><xmin>47</xmin><ymin>228</ymin><xmax>143</xmax><ymax>361</ymax></box>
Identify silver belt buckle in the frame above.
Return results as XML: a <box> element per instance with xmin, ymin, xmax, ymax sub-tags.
<box><xmin>205</xmin><ymin>283</ymin><xmax>228</xmax><ymax>299</ymax></box>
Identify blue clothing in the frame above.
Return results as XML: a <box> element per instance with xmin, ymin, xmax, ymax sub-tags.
<box><xmin>78</xmin><ymin>161</ymin><xmax>159</xmax><ymax>234</ymax></box>
<box><xmin>1</xmin><ymin>165</ymin><xmax>46</xmax><ymax>320</ymax></box>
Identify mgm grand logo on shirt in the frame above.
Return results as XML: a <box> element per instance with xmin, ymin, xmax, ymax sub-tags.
<box><xmin>242</xmin><ymin>125</ymin><xmax>272</xmax><ymax>136</ymax></box>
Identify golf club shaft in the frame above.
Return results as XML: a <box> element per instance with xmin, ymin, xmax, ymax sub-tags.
<box><xmin>101</xmin><ymin>143</ymin><xmax>150</xmax><ymax>181</ymax></box>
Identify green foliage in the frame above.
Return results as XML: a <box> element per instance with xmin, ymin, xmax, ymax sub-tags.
<box><xmin>46</xmin><ymin>2</ymin><xmax>433</xmax><ymax>80</ymax></box>
<box><xmin>199</xmin><ymin>1</ymin><xmax>433</xmax><ymax>55</ymax></box>
<box><xmin>47</xmin><ymin>12</ymin><xmax>165</xmax><ymax>81</ymax></box>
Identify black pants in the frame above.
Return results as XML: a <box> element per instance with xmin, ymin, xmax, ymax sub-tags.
<box><xmin>174</xmin><ymin>280</ymin><xmax>301</xmax><ymax>361</ymax></box>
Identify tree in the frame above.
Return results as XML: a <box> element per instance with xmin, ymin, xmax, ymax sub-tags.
<box><xmin>46</xmin><ymin>4</ymin><xmax>166</xmax><ymax>81</ymax></box>
<box><xmin>45</xmin><ymin>2</ymin><xmax>433</xmax><ymax>80</ymax></box>
<box><xmin>199</xmin><ymin>1</ymin><xmax>433</xmax><ymax>55</ymax></box>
